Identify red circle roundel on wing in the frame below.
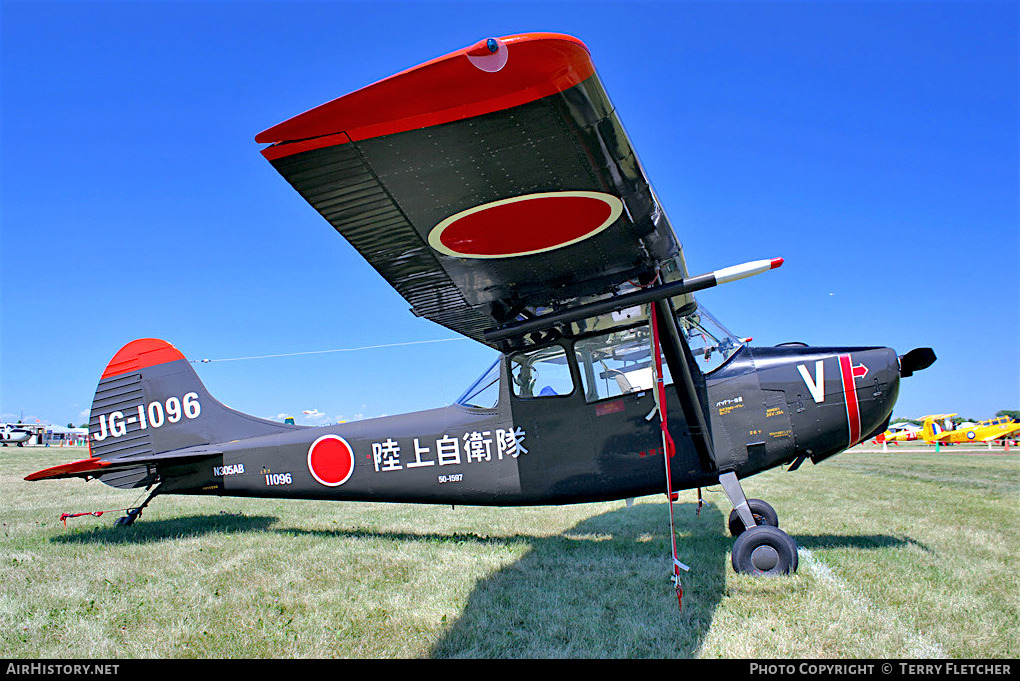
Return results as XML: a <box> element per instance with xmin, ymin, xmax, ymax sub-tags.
<box><xmin>428</xmin><ymin>191</ymin><xmax>623</xmax><ymax>258</ymax></box>
<box><xmin>307</xmin><ymin>435</ymin><xmax>355</xmax><ymax>487</ymax></box>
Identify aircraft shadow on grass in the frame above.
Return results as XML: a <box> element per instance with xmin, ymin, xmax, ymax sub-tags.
<box><xmin>425</xmin><ymin>501</ymin><xmax>731</xmax><ymax>658</ymax></box>
<box><xmin>797</xmin><ymin>533</ymin><xmax>933</xmax><ymax>554</ymax></box>
<box><xmin>269</xmin><ymin>501</ymin><xmax>732</xmax><ymax>656</ymax></box>
<box><xmin>50</xmin><ymin>513</ymin><xmax>279</xmax><ymax>545</ymax></box>
<box><xmin>419</xmin><ymin>503</ymin><xmax>928</xmax><ymax>658</ymax></box>
<box><xmin>48</xmin><ymin>502</ymin><xmax>923</xmax><ymax>657</ymax></box>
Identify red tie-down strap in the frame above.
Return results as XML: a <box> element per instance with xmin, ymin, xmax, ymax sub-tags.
<box><xmin>61</xmin><ymin>511</ymin><xmax>105</xmax><ymax>527</ymax></box>
<box><xmin>59</xmin><ymin>508</ymin><xmax>132</xmax><ymax>527</ymax></box>
<box><xmin>649</xmin><ymin>304</ymin><xmax>690</xmax><ymax>610</ymax></box>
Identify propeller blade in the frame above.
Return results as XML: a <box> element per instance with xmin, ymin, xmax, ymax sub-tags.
<box><xmin>899</xmin><ymin>347</ymin><xmax>936</xmax><ymax>378</ymax></box>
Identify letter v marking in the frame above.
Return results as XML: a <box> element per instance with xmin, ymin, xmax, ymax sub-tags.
<box><xmin>797</xmin><ymin>360</ymin><xmax>825</xmax><ymax>403</ymax></box>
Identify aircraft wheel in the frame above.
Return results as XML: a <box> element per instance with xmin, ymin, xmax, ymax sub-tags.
<box><xmin>731</xmin><ymin>525</ymin><xmax>798</xmax><ymax>576</ymax></box>
<box><xmin>728</xmin><ymin>498</ymin><xmax>779</xmax><ymax>536</ymax></box>
<box><xmin>115</xmin><ymin>509</ymin><xmax>140</xmax><ymax>527</ymax></box>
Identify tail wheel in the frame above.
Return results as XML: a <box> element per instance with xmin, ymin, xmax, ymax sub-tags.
<box><xmin>728</xmin><ymin>498</ymin><xmax>779</xmax><ymax>536</ymax></box>
<box><xmin>731</xmin><ymin>525</ymin><xmax>799</xmax><ymax>576</ymax></box>
<box><xmin>115</xmin><ymin>509</ymin><xmax>141</xmax><ymax>527</ymax></box>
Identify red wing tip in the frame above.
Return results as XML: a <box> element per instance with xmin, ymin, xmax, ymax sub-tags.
<box><xmin>25</xmin><ymin>457</ymin><xmax>111</xmax><ymax>481</ymax></box>
<box><xmin>770</xmin><ymin>257</ymin><xmax>785</xmax><ymax>269</ymax></box>
<box><xmin>254</xmin><ymin>32</ymin><xmax>593</xmax><ymax>148</ymax></box>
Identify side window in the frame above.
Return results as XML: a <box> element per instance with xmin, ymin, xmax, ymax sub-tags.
<box><xmin>510</xmin><ymin>345</ymin><xmax>575</xmax><ymax>398</ymax></box>
<box><xmin>574</xmin><ymin>327</ymin><xmax>672</xmax><ymax>402</ymax></box>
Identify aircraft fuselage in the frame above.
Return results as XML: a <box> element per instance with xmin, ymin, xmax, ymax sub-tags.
<box><xmin>152</xmin><ymin>343</ymin><xmax>899</xmax><ymax>505</ymax></box>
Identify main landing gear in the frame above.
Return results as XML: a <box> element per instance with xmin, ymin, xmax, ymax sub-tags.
<box><xmin>719</xmin><ymin>471</ymin><xmax>798</xmax><ymax>576</ymax></box>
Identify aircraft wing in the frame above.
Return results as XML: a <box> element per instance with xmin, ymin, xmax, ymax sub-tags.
<box><xmin>256</xmin><ymin>33</ymin><xmax>690</xmax><ymax>348</ymax></box>
<box><xmin>983</xmin><ymin>424</ymin><xmax>1020</xmax><ymax>441</ymax></box>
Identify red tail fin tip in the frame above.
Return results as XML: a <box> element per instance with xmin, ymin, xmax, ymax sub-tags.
<box><xmin>101</xmin><ymin>339</ymin><xmax>186</xmax><ymax>379</ymax></box>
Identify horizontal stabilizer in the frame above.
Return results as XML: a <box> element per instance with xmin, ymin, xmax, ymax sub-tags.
<box><xmin>25</xmin><ymin>445</ymin><xmax>224</xmax><ymax>482</ymax></box>
<box><xmin>26</xmin><ymin>457</ymin><xmax>113</xmax><ymax>481</ymax></box>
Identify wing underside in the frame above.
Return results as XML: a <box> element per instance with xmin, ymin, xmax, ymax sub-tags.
<box><xmin>258</xmin><ymin>34</ymin><xmax>692</xmax><ymax>348</ymax></box>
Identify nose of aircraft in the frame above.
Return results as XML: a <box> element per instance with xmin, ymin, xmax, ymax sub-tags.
<box><xmin>852</xmin><ymin>347</ymin><xmax>903</xmax><ymax>446</ymax></box>
<box><xmin>849</xmin><ymin>346</ymin><xmax>937</xmax><ymax>447</ymax></box>
<box><xmin>751</xmin><ymin>343</ymin><xmax>932</xmax><ymax>464</ymax></box>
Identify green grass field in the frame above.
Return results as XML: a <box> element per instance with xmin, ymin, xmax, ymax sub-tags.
<box><xmin>2</xmin><ymin>445</ymin><xmax>1017</xmax><ymax>659</ymax></box>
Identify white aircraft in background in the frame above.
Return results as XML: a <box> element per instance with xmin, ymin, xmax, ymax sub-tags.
<box><xmin>1</xmin><ymin>424</ymin><xmax>31</xmax><ymax>446</ymax></box>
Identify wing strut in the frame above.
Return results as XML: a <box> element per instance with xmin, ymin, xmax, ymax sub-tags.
<box><xmin>652</xmin><ymin>298</ymin><xmax>717</xmax><ymax>473</ymax></box>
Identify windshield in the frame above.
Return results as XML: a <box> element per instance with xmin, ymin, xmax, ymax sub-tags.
<box><xmin>456</xmin><ymin>359</ymin><xmax>500</xmax><ymax>408</ymax></box>
<box><xmin>679</xmin><ymin>305</ymin><xmax>746</xmax><ymax>373</ymax></box>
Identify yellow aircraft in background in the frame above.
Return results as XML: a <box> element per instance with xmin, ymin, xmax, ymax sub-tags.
<box><xmin>916</xmin><ymin>414</ymin><xmax>959</xmax><ymax>442</ymax></box>
<box><xmin>880</xmin><ymin>422</ymin><xmax>922</xmax><ymax>443</ymax></box>
<box><xmin>876</xmin><ymin>414</ymin><xmax>954</xmax><ymax>444</ymax></box>
<box><xmin>876</xmin><ymin>414</ymin><xmax>1019</xmax><ymax>447</ymax></box>
<box><xmin>925</xmin><ymin>415</ymin><xmax>1020</xmax><ymax>445</ymax></box>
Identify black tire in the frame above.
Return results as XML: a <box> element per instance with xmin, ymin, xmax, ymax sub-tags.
<box><xmin>115</xmin><ymin>509</ymin><xmax>140</xmax><ymax>527</ymax></box>
<box><xmin>728</xmin><ymin>498</ymin><xmax>779</xmax><ymax>537</ymax></box>
<box><xmin>731</xmin><ymin>525</ymin><xmax>798</xmax><ymax>576</ymax></box>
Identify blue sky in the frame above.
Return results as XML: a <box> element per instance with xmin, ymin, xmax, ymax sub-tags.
<box><xmin>2</xmin><ymin>0</ymin><xmax>1017</xmax><ymax>429</ymax></box>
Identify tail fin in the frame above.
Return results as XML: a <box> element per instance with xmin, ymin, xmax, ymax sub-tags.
<box><xmin>27</xmin><ymin>339</ymin><xmax>299</xmax><ymax>485</ymax></box>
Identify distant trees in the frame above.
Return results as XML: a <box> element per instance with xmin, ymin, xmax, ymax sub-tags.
<box><xmin>996</xmin><ymin>409</ymin><xmax>1020</xmax><ymax>421</ymax></box>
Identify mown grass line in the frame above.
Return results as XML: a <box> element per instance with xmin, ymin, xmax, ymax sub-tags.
<box><xmin>2</xmin><ymin>446</ymin><xmax>1016</xmax><ymax>658</ymax></box>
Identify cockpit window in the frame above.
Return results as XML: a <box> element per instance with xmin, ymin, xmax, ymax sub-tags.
<box><xmin>574</xmin><ymin>326</ymin><xmax>671</xmax><ymax>402</ymax></box>
<box><xmin>456</xmin><ymin>305</ymin><xmax>744</xmax><ymax>408</ymax></box>
<box><xmin>510</xmin><ymin>345</ymin><xmax>574</xmax><ymax>398</ymax></box>
<box><xmin>679</xmin><ymin>306</ymin><xmax>745</xmax><ymax>373</ymax></box>
<box><xmin>456</xmin><ymin>359</ymin><xmax>500</xmax><ymax>409</ymax></box>
<box><xmin>573</xmin><ymin>304</ymin><xmax>743</xmax><ymax>402</ymax></box>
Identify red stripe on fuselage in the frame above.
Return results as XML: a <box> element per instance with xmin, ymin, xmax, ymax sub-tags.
<box><xmin>839</xmin><ymin>354</ymin><xmax>861</xmax><ymax>447</ymax></box>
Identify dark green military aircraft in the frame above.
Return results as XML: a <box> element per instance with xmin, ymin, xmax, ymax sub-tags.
<box><xmin>28</xmin><ymin>34</ymin><xmax>934</xmax><ymax>588</ymax></box>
